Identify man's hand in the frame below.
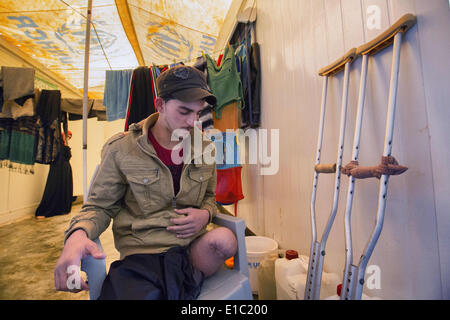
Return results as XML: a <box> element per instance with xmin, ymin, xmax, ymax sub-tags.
<box><xmin>54</xmin><ymin>229</ymin><xmax>106</xmax><ymax>293</ymax></box>
<box><xmin>166</xmin><ymin>208</ymin><xmax>210</xmax><ymax>239</ymax></box>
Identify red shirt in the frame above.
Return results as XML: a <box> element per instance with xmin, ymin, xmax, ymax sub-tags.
<box><xmin>148</xmin><ymin>129</ymin><xmax>184</xmax><ymax>196</ymax></box>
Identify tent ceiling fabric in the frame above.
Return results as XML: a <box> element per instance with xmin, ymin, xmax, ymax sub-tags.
<box><xmin>0</xmin><ymin>0</ymin><xmax>232</xmax><ymax>94</ymax></box>
<box><xmin>128</xmin><ymin>0</ymin><xmax>232</xmax><ymax>65</ymax></box>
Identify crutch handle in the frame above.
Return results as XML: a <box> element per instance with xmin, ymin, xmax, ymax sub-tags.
<box><xmin>315</xmin><ymin>163</ymin><xmax>337</xmax><ymax>174</ymax></box>
<box><xmin>318</xmin><ymin>48</ymin><xmax>358</xmax><ymax>77</ymax></box>
<box><xmin>341</xmin><ymin>156</ymin><xmax>408</xmax><ymax>179</ymax></box>
<box><xmin>356</xmin><ymin>13</ymin><xmax>417</xmax><ymax>56</ymax></box>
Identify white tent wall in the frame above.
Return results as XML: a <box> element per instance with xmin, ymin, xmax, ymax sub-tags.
<box><xmin>0</xmin><ymin>162</ymin><xmax>49</xmax><ymax>226</ymax></box>
<box><xmin>69</xmin><ymin>118</ymin><xmax>125</xmax><ymax>196</ymax></box>
<box><xmin>234</xmin><ymin>0</ymin><xmax>449</xmax><ymax>299</ymax></box>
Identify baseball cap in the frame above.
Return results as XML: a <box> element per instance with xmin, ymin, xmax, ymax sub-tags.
<box><xmin>156</xmin><ymin>65</ymin><xmax>217</xmax><ymax>106</ymax></box>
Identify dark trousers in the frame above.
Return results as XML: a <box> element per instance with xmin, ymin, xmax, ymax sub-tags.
<box><xmin>98</xmin><ymin>246</ymin><xmax>204</xmax><ymax>300</ymax></box>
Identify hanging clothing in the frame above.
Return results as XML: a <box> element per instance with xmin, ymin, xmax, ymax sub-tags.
<box><xmin>125</xmin><ymin>67</ymin><xmax>156</xmax><ymax>131</ymax></box>
<box><xmin>0</xmin><ymin>89</ymin><xmax>37</xmax><ymax>174</ymax></box>
<box><xmin>214</xmin><ymin>131</ymin><xmax>241</xmax><ymax>170</ymax></box>
<box><xmin>62</xmin><ymin>98</ymin><xmax>106</xmax><ymax>121</ymax></box>
<box><xmin>0</xmin><ymin>116</ymin><xmax>37</xmax><ymax>174</ymax></box>
<box><xmin>215</xmin><ymin>166</ymin><xmax>244</xmax><ymax>208</ymax></box>
<box><xmin>211</xmin><ymin>101</ymin><xmax>240</xmax><ymax>133</ymax></box>
<box><xmin>199</xmin><ymin>105</ymin><xmax>213</xmax><ymax>131</ymax></box>
<box><xmin>205</xmin><ymin>45</ymin><xmax>244</xmax><ymax>119</ymax></box>
<box><xmin>213</xmin><ymin>132</ymin><xmax>244</xmax><ymax>215</ymax></box>
<box><xmin>35</xmin><ymin>111</ymin><xmax>73</xmax><ymax>218</ymax></box>
<box><xmin>35</xmin><ymin>90</ymin><xmax>62</xmax><ymax>164</ymax></box>
<box><xmin>0</xmin><ymin>95</ymin><xmax>35</xmax><ymax>119</ymax></box>
<box><xmin>92</xmin><ymin>99</ymin><xmax>107</xmax><ymax>121</ymax></box>
<box><xmin>0</xmin><ymin>68</ymin><xmax>39</xmax><ymax>173</ymax></box>
<box><xmin>0</xmin><ymin>66</ymin><xmax>35</xmax><ymax>115</ymax></box>
<box><xmin>244</xmin><ymin>42</ymin><xmax>261</xmax><ymax>128</ymax></box>
<box><xmin>103</xmin><ymin>69</ymin><xmax>133</xmax><ymax>122</ymax></box>
<box><xmin>193</xmin><ymin>56</ymin><xmax>207</xmax><ymax>77</ymax></box>
<box><xmin>216</xmin><ymin>54</ymin><xmax>224</xmax><ymax>67</ymax></box>
<box><xmin>35</xmin><ymin>145</ymin><xmax>73</xmax><ymax>217</ymax></box>
<box><xmin>235</xmin><ymin>37</ymin><xmax>261</xmax><ymax>128</ymax></box>
<box><xmin>1</xmin><ymin>66</ymin><xmax>35</xmax><ymax>102</ymax></box>
<box><xmin>61</xmin><ymin>98</ymin><xmax>94</xmax><ymax>120</ymax></box>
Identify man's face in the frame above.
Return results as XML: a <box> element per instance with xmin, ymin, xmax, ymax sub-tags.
<box><xmin>158</xmin><ymin>98</ymin><xmax>207</xmax><ymax>137</ymax></box>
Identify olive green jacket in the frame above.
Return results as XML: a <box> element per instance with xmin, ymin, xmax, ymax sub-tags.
<box><xmin>64</xmin><ymin>113</ymin><xmax>217</xmax><ymax>259</ymax></box>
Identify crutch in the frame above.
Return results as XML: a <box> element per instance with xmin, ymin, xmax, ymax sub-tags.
<box><xmin>304</xmin><ymin>48</ymin><xmax>358</xmax><ymax>300</ymax></box>
<box><xmin>339</xmin><ymin>14</ymin><xmax>416</xmax><ymax>300</ymax></box>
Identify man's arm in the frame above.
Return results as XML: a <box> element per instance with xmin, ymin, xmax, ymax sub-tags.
<box><xmin>55</xmin><ymin>229</ymin><xmax>106</xmax><ymax>292</ymax></box>
<box><xmin>64</xmin><ymin>140</ymin><xmax>126</xmax><ymax>243</ymax></box>
<box><xmin>55</xmin><ymin>138</ymin><xmax>126</xmax><ymax>292</ymax></box>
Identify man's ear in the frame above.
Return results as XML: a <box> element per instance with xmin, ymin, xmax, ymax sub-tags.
<box><xmin>155</xmin><ymin>97</ymin><xmax>164</xmax><ymax>113</ymax></box>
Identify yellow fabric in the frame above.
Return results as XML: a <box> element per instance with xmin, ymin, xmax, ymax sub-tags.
<box><xmin>0</xmin><ymin>0</ymin><xmax>232</xmax><ymax>93</ymax></box>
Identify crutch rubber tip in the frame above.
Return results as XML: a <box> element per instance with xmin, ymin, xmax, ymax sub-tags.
<box><xmin>337</xmin><ymin>284</ymin><xmax>342</xmax><ymax>297</ymax></box>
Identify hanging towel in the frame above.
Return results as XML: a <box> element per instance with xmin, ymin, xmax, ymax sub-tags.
<box><xmin>125</xmin><ymin>67</ymin><xmax>156</xmax><ymax>131</ymax></box>
<box><xmin>1</xmin><ymin>66</ymin><xmax>35</xmax><ymax>102</ymax></box>
<box><xmin>205</xmin><ymin>46</ymin><xmax>244</xmax><ymax>119</ymax></box>
<box><xmin>103</xmin><ymin>69</ymin><xmax>133</xmax><ymax>122</ymax></box>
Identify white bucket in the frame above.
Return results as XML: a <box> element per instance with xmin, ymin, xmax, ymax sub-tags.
<box><xmin>245</xmin><ymin>236</ymin><xmax>279</xmax><ymax>294</ymax></box>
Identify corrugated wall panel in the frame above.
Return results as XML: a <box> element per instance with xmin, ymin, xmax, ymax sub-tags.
<box><xmin>236</xmin><ymin>0</ymin><xmax>450</xmax><ymax>299</ymax></box>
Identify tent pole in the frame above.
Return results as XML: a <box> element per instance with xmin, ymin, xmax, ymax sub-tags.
<box><xmin>82</xmin><ymin>0</ymin><xmax>93</xmax><ymax>204</ymax></box>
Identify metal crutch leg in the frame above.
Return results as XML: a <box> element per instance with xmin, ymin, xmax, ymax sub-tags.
<box><xmin>304</xmin><ymin>75</ymin><xmax>328</xmax><ymax>300</ymax></box>
<box><xmin>339</xmin><ymin>14</ymin><xmax>416</xmax><ymax>300</ymax></box>
<box><xmin>340</xmin><ymin>53</ymin><xmax>369</xmax><ymax>300</ymax></box>
<box><xmin>304</xmin><ymin>48</ymin><xmax>358</xmax><ymax>300</ymax></box>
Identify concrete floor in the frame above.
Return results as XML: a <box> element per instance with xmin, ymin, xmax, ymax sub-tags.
<box><xmin>0</xmin><ymin>204</ymin><xmax>258</xmax><ymax>300</ymax></box>
<box><xmin>0</xmin><ymin>203</ymin><xmax>119</xmax><ymax>300</ymax></box>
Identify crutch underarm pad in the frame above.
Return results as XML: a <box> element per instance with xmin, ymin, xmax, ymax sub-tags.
<box><xmin>315</xmin><ymin>163</ymin><xmax>337</xmax><ymax>174</ymax></box>
<box><xmin>341</xmin><ymin>156</ymin><xmax>408</xmax><ymax>179</ymax></box>
<box><xmin>356</xmin><ymin>14</ymin><xmax>417</xmax><ymax>56</ymax></box>
<box><xmin>318</xmin><ymin>48</ymin><xmax>357</xmax><ymax>77</ymax></box>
